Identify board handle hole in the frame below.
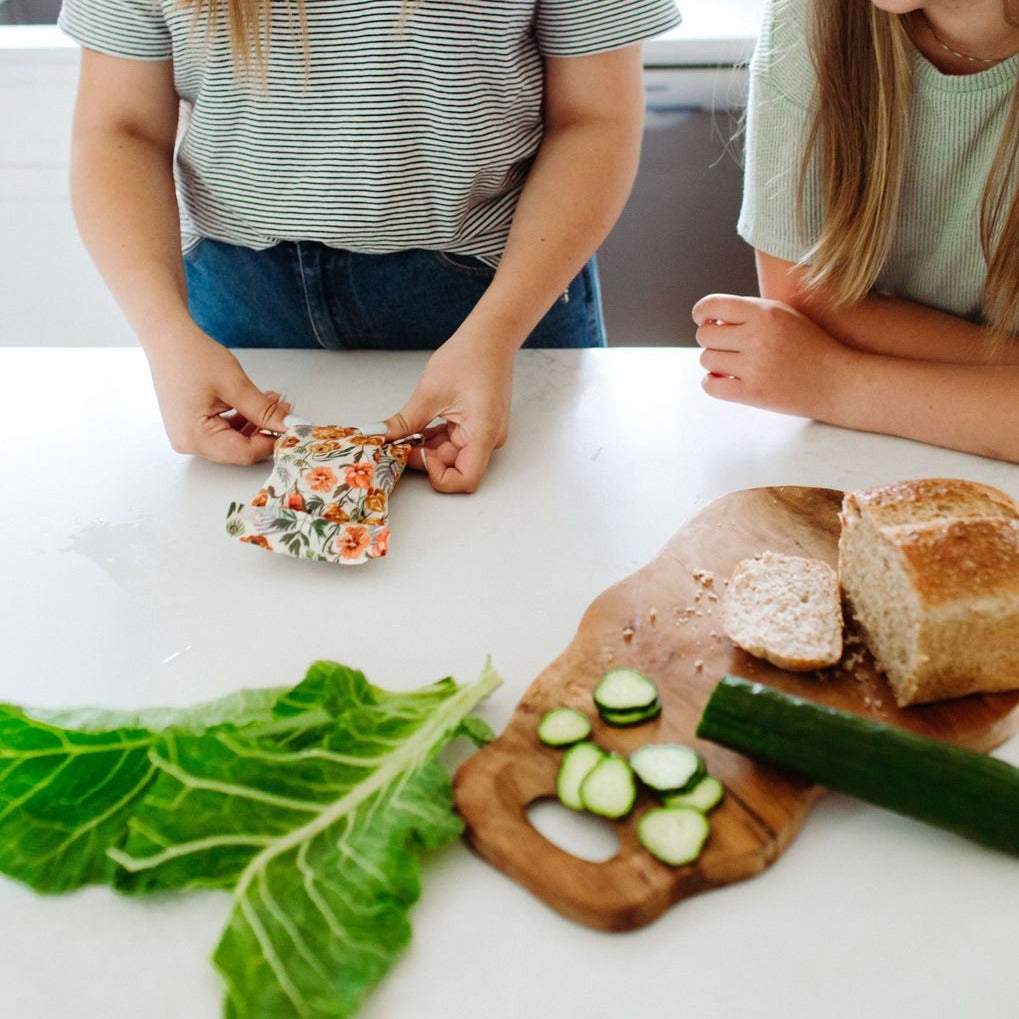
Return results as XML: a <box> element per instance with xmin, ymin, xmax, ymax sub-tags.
<box><xmin>526</xmin><ymin>797</ymin><xmax>620</xmax><ymax>863</ymax></box>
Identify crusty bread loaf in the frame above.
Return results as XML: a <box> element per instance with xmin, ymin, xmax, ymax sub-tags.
<box><xmin>723</xmin><ymin>552</ymin><xmax>843</xmax><ymax>671</ymax></box>
<box><xmin>838</xmin><ymin>478</ymin><xmax>1019</xmax><ymax>706</ymax></box>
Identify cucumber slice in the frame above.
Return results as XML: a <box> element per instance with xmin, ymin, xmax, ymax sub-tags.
<box><xmin>638</xmin><ymin>806</ymin><xmax>711</xmax><ymax>866</ymax></box>
<box><xmin>629</xmin><ymin>744</ymin><xmax>705</xmax><ymax>795</ymax></box>
<box><xmin>579</xmin><ymin>754</ymin><xmax>637</xmax><ymax>819</ymax></box>
<box><xmin>537</xmin><ymin>706</ymin><xmax>592</xmax><ymax>747</ymax></box>
<box><xmin>556</xmin><ymin>741</ymin><xmax>606</xmax><ymax>811</ymax></box>
<box><xmin>663</xmin><ymin>774</ymin><xmax>725</xmax><ymax>813</ymax></box>
<box><xmin>697</xmin><ymin>675</ymin><xmax>1019</xmax><ymax>857</ymax></box>
<box><xmin>593</xmin><ymin>668</ymin><xmax>659</xmax><ymax>712</ymax></box>
<box><xmin>598</xmin><ymin>698</ymin><xmax>662</xmax><ymax>728</ymax></box>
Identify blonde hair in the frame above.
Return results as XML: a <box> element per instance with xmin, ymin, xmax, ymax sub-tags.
<box><xmin>799</xmin><ymin>0</ymin><xmax>1019</xmax><ymax>339</ymax></box>
<box><xmin>178</xmin><ymin>0</ymin><xmax>420</xmax><ymax>72</ymax></box>
<box><xmin>176</xmin><ymin>0</ymin><xmax>293</xmax><ymax>70</ymax></box>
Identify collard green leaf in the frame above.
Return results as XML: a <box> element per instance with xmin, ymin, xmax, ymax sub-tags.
<box><xmin>109</xmin><ymin>661</ymin><xmax>501</xmax><ymax>1017</ymax></box>
<box><xmin>0</xmin><ymin>660</ymin><xmax>501</xmax><ymax>1018</ymax></box>
<box><xmin>0</xmin><ymin>687</ymin><xmax>288</xmax><ymax>892</ymax></box>
<box><xmin>25</xmin><ymin>685</ymin><xmax>289</xmax><ymax>736</ymax></box>
<box><xmin>0</xmin><ymin>673</ymin><xmax>358</xmax><ymax>893</ymax></box>
<box><xmin>0</xmin><ymin>705</ymin><xmax>157</xmax><ymax>891</ymax></box>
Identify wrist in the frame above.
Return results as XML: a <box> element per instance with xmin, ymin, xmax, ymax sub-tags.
<box><xmin>451</xmin><ymin>305</ymin><xmax>530</xmax><ymax>360</ymax></box>
<box><xmin>139</xmin><ymin>313</ymin><xmax>213</xmax><ymax>368</ymax></box>
<box><xmin>812</xmin><ymin>343</ymin><xmax>867</xmax><ymax>426</ymax></box>
<box><xmin>465</xmin><ymin>271</ymin><xmax>574</xmax><ymax>353</ymax></box>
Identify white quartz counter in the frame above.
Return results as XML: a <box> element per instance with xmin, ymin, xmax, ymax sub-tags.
<box><xmin>1</xmin><ymin>346</ymin><xmax>1017</xmax><ymax>1019</ymax></box>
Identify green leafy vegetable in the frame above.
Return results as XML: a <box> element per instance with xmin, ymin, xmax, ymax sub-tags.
<box><xmin>0</xmin><ymin>686</ymin><xmax>288</xmax><ymax>891</ymax></box>
<box><xmin>0</xmin><ymin>660</ymin><xmax>501</xmax><ymax>1018</ymax></box>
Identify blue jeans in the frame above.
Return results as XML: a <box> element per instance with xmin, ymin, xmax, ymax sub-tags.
<box><xmin>184</xmin><ymin>239</ymin><xmax>606</xmax><ymax>350</ymax></box>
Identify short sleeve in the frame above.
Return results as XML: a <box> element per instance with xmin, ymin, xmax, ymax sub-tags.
<box><xmin>736</xmin><ymin>0</ymin><xmax>823</xmax><ymax>263</ymax></box>
<box><xmin>535</xmin><ymin>0</ymin><xmax>681</xmax><ymax>57</ymax></box>
<box><xmin>58</xmin><ymin>0</ymin><xmax>172</xmax><ymax>61</ymax></box>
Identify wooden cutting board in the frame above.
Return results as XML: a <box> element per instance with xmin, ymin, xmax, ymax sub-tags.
<box><xmin>453</xmin><ymin>486</ymin><xmax>1019</xmax><ymax>931</ymax></box>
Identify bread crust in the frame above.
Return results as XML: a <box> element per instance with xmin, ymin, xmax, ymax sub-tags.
<box><xmin>894</xmin><ymin>518</ymin><xmax>1019</xmax><ymax>608</ymax></box>
<box><xmin>846</xmin><ymin>477</ymin><xmax>1019</xmax><ymax>527</ymax></box>
<box><xmin>839</xmin><ymin>478</ymin><xmax>1019</xmax><ymax>706</ymax></box>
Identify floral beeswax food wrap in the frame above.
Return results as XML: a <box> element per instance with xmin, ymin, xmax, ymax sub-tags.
<box><xmin>226</xmin><ymin>425</ymin><xmax>412</xmax><ymax>564</ymax></box>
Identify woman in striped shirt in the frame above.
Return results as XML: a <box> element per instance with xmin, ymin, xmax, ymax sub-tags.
<box><xmin>59</xmin><ymin>0</ymin><xmax>680</xmax><ymax>490</ymax></box>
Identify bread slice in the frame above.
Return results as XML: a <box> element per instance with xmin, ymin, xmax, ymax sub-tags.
<box><xmin>838</xmin><ymin>478</ymin><xmax>1019</xmax><ymax>706</ymax></box>
<box><xmin>723</xmin><ymin>552</ymin><xmax>843</xmax><ymax>671</ymax></box>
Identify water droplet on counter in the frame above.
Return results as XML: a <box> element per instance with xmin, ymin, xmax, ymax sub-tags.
<box><xmin>66</xmin><ymin>517</ymin><xmax>154</xmax><ymax>588</ymax></box>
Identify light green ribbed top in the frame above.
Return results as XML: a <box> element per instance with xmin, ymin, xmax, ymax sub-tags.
<box><xmin>738</xmin><ymin>0</ymin><xmax>1018</xmax><ymax>323</ymax></box>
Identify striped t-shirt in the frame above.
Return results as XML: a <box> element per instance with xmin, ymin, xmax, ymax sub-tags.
<box><xmin>58</xmin><ymin>0</ymin><xmax>681</xmax><ymax>258</ymax></box>
<box><xmin>738</xmin><ymin>0</ymin><xmax>1019</xmax><ymax>323</ymax></box>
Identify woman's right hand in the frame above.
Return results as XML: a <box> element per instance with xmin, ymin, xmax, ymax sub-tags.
<box><xmin>146</xmin><ymin>326</ymin><xmax>292</xmax><ymax>465</ymax></box>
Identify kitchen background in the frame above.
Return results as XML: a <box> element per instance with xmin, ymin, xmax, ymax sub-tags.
<box><xmin>0</xmin><ymin>0</ymin><xmax>763</xmax><ymax>347</ymax></box>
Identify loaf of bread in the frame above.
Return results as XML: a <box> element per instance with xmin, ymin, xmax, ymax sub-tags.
<box><xmin>838</xmin><ymin>478</ymin><xmax>1019</xmax><ymax>706</ymax></box>
<box><xmin>723</xmin><ymin>551</ymin><xmax>843</xmax><ymax>671</ymax></box>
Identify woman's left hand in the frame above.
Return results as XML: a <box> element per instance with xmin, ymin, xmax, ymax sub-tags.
<box><xmin>692</xmin><ymin>293</ymin><xmax>856</xmax><ymax>419</ymax></box>
<box><xmin>384</xmin><ymin>327</ymin><xmax>516</xmax><ymax>494</ymax></box>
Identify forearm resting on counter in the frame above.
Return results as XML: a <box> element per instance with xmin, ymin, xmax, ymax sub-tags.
<box><xmin>820</xmin><ymin>351</ymin><xmax>1019</xmax><ymax>463</ymax></box>
<box><xmin>757</xmin><ymin>250</ymin><xmax>1019</xmax><ymax>366</ymax></box>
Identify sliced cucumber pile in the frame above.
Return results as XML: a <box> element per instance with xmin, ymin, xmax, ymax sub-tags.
<box><xmin>598</xmin><ymin>700</ymin><xmax>663</xmax><ymax>727</ymax></box>
<box><xmin>537</xmin><ymin>706</ymin><xmax>593</xmax><ymax>747</ymax></box>
<box><xmin>537</xmin><ymin>666</ymin><xmax>727</xmax><ymax>869</ymax></box>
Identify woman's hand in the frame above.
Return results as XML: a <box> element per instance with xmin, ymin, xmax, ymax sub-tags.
<box><xmin>384</xmin><ymin>326</ymin><xmax>516</xmax><ymax>493</ymax></box>
<box><xmin>147</xmin><ymin>326</ymin><xmax>291</xmax><ymax>465</ymax></box>
<box><xmin>692</xmin><ymin>293</ymin><xmax>857</xmax><ymax>420</ymax></box>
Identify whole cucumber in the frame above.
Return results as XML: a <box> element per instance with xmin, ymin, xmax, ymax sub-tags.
<box><xmin>697</xmin><ymin>675</ymin><xmax>1019</xmax><ymax>857</ymax></box>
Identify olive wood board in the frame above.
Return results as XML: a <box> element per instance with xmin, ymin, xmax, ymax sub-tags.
<box><xmin>453</xmin><ymin>486</ymin><xmax>1019</xmax><ymax>932</ymax></box>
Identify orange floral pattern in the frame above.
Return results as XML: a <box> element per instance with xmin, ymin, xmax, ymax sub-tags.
<box><xmin>305</xmin><ymin>466</ymin><xmax>338</xmax><ymax>492</ymax></box>
<box><xmin>225</xmin><ymin>423</ymin><xmax>412</xmax><ymax>564</ymax></box>
<box><xmin>344</xmin><ymin>462</ymin><xmax>375</xmax><ymax>489</ymax></box>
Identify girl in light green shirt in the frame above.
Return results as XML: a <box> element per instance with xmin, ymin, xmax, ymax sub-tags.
<box><xmin>694</xmin><ymin>0</ymin><xmax>1019</xmax><ymax>463</ymax></box>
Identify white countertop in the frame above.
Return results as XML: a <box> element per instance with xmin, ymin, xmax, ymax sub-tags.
<box><xmin>1</xmin><ymin>346</ymin><xmax>1017</xmax><ymax>1019</ymax></box>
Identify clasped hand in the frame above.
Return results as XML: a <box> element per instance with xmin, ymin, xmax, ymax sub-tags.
<box><xmin>692</xmin><ymin>294</ymin><xmax>851</xmax><ymax>421</ymax></box>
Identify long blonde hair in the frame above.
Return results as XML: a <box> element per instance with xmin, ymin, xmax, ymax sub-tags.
<box><xmin>177</xmin><ymin>0</ymin><xmax>419</xmax><ymax>71</ymax></box>
<box><xmin>177</xmin><ymin>0</ymin><xmax>300</xmax><ymax>70</ymax></box>
<box><xmin>799</xmin><ymin>0</ymin><xmax>1019</xmax><ymax>339</ymax></box>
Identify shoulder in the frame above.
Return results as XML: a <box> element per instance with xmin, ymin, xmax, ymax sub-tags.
<box><xmin>754</xmin><ymin>0</ymin><xmax>811</xmax><ymax>71</ymax></box>
<box><xmin>754</xmin><ymin>0</ymin><xmax>815</xmax><ymax>96</ymax></box>
<box><xmin>535</xmin><ymin>0</ymin><xmax>681</xmax><ymax>57</ymax></box>
<box><xmin>59</xmin><ymin>0</ymin><xmax>173</xmax><ymax>60</ymax></box>
<box><xmin>750</xmin><ymin>0</ymin><xmax>815</xmax><ymax>109</ymax></box>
